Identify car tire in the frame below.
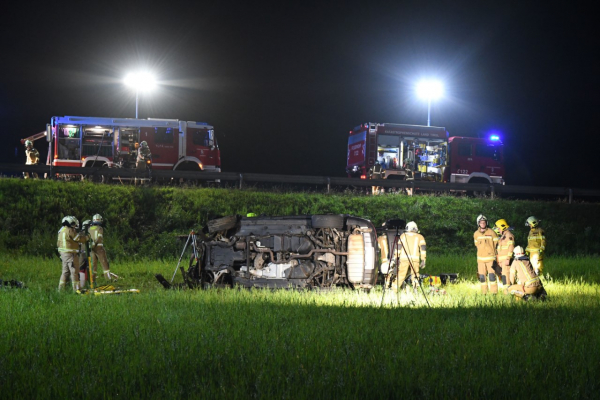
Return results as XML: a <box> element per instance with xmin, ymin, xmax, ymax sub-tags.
<box><xmin>311</xmin><ymin>214</ymin><xmax>345</xmax><ymax>229</ymax></box>
<box><xmin>207</xmin><ymin>215</ymin><xmax>238</xmax><ymax>233</ymax></box>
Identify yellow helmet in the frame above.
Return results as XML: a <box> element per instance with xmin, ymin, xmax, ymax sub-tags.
<box><xmin>492</xmin><ymin>227</ymin><xmax>500</xmax><ymax>235</ymax></box>
<box><xmin>495</xmin><ymin>219</ymin><xmax>509</xmax><ymax>232</ymax></box>
<box><xmin>526</xmin><ymin>216</ymin><xmax>539</xmax><ymax>228</ymax></box>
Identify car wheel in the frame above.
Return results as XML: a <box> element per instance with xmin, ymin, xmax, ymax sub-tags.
<box><xmin>311</xmin><ymin>214</ymin><xmax>345</xmax><ymax>229</ymax></box>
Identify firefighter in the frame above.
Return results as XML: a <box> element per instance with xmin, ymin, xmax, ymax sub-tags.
<box><xmin>57</xmin><ymin>216</ymin><xmax>88</xmax><ymax>291</ymax></box>
<box><xmin>495</xmin><ymin>219</ymin><xmax>515</xmax><ymax>290</ymax></box>
<box><xmin>474</xmin><ymin>214</ymin><xmax>499</xmax><ymax>294</ymax></box>
<box><xmin>525</xmin><ymin>216</ymin><xmax>546</xmax><ymax>276</ymax></box>
<box><xmin>394</xmin><ymin>221</ymin><xmax>426</xmax><ymax>293</ymax></box>
<box><xmin>78</xmin><ymin>220</ymin><xmax>92</xmax><ymax>289</ymax></box>
<box><xmin>88</xmin><ymin>214</ymin><xmax>114</xmax><ymax>281</ymax></box>
<box><xmin>506</xmin><ymin>246</ymin><xmax>547</xmax><ymax>300</ymax></box>
<box><xmin>24</xmin><ymin>140</ymin><xmax>40</xmax><ymax>179</ymax></box>
<box><xmin>136</xmin><ymin>141</ymin><xmax>152</xmax><ymax>169</ymax></box>
<box><xmin>370</xmin><ymin>161</ymin><xmax>384</xmax><ymax>195</ymax></box>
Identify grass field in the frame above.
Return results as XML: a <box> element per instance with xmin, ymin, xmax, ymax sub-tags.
<box><xmin>1</xmin><ymin>254</ymin><xmax>599</xmax><ymax>398</ymax></box>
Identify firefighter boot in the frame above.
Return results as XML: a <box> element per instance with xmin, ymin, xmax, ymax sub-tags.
<box><xmin>489</xmin><ymin>273</ymin><xmax>498</xmax><ymax>294</ymax></box>
<box><xmin>479</xmin><ymin>274</ymin><xmax>488</xmax><ymax>294</ymax></box>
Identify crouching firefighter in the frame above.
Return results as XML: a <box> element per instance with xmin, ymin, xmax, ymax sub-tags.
<box><xmin>474</xmin><ymin>215</ymin><xmax>499</xmax><ymax>294</ymax></box>
<box><xmin>505</xmin><ymin>246</ymin><xmax>547</xmax><ymax>300</ymax></box>
<box><xmin>88</xmin><ymin>214</ymin><xmax>114</xmax><ymax>281</ymax></box>
<box><xmin>57</xmin><ymin>216</ymin><xmax>88</xmax><ymax>291</ymax></box>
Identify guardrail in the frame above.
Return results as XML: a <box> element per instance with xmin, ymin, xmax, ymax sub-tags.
<box><xmin>2</xmin><ymin>163</ymin><xmax>599</xmax><ymax>203</ymax></box>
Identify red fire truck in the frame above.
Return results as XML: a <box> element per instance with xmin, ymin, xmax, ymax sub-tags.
<box><xmin>346</xmin><ymin>122</ymin><xmax>504</xmax><ymax>185</ymax></box>
<box><xmin>46</xmin><ymin>116</ymin><xmax>220</xmax><ymax>174</ymax></box>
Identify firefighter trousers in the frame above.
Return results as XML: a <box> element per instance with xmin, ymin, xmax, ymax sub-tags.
<box><xmin>396</xmin><ymin>260</ymin><xmax>420</xmax><ymax>290</ymax></box>
<box><xmin>506</xmin><ymin>284</ymin><xmax>542</xmax><ymax>298</ymax></box>
<box><xmin>59</xmin><ymin>252</ymin><xmax>80</xmax><ymax>290</ymax></box>
<box><xmin>477</xmin><ymin>261</ymin><xmax>498</xmax><ymax>294</ymax></box>
<box><xmin>530</xmin><ymin>252</ymin><xmax>544</xmax><ymax>275</ymax></box>
<box><xmin>91</xmin><ymin>246</ymin><xmax>110</xmax><ymax>278</ymax></box>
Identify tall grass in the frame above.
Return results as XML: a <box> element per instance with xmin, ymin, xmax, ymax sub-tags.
<box><xmin>1</xmin><ymin>254</ymin><xmax>599</xmax><ymax>398</ymax></box>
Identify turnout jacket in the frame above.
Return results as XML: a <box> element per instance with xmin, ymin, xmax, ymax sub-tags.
<box><xmin>497</xmin><ymin>230</ymin><xmax>515</xmax><ymax>264</ymax></box>
<box><xmin>57</xmin><ymin>226</ymin><xmax>87</xmax><ymax>253</ymax></box>
<box><xmin>526</xmin><ymin>227</ymin><xmax>546</xmax><ymax>255</ymax></box>
<box><xmin>88</xmin><ymin>224</ymin><xmax>104</xmax><ymax>249</ymax></box>
<box><xmin>509</xmin><ymin>257</ymin><xmax>542</xmax><ymax>288</ymax></box>
<box><xmin>474</xmin><ymin>228</ymin><xmax>498</xmax><ymax>263</ymax></box>
<box><xmin>396</xmin><ymin>231</ymin><xmax>426</xmax><ymax>262</ymax></box>
<box><xmin>25</xmin><ymin>147</ymin><xmax>39</xmax><ymax>165</ymax></box>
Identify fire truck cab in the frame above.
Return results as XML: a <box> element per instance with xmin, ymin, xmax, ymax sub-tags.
<box><xmin>347</xmin><ymin>122</ymin><xmax>504</xmax><ymax>185</ymax></box>
<box><xmin>49</xmin><ymin>116</ymin><xmax>220</xmax><ymax>173</ymax></box>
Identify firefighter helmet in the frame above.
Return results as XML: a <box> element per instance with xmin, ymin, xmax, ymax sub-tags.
<box><xmin>82</xmin><ymin>220</ymin><xmax>92</xmax><ymax>229</ymax></box>
<box><xmin>476</xmin><ymin>214</ymin><xmax>488</xmax><ymax>226</ymax></box>
<box><xmin>25</xmin><ymin>140</ymin><xmax>33</xmax><ymax>147</ymax></box>
<box><xmin>514</xmin><ymin>246</ymin><xmax>525</xmax><ymax>257</ymax></box>
<box><xmin>495</xmin><ymin>219</ymin><xmax>510</xmax><ymax>232</ymax></box>
<box><xmin>70</xmin><ymin>216</ymin><xmax>79</xmax><ymax>228</ymax></box>
<box><xmin>61</xmin><ymin>216</ymin><xmax>71</xmax><ymax>226</ymax></box>
<box><xmin>526</xmin><ymin>216</ymin><xmax>539</xmax><ymax>228</ymax></box>
<box><xmin>405</xmin><ymin>221</ymin><xmax>419</xmax><ymax>233</ymax></box>
<box><xmin>93</xmin><ymin>214</ymin><xmax>103</xmax><ymax>222</ymax></box>
<box><xmin>140</xmin><ymin>141</ymin><xmax>148</xmax><ymax>148</ymax></box>
<box><xmin>492</xmin><ymin>227</ymin><xmax>500</xmax><ymax>235</ymax></box>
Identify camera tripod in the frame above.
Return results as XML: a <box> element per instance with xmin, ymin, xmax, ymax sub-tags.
<box><xmin>170</xmin><ymin>230</ymin><xmax>200</xmax><ymax>284</ymax></box>
<box><xmin>380</xmin><ymin>221</ymin><xmax>430</xmax><ymax>307</ymax></box>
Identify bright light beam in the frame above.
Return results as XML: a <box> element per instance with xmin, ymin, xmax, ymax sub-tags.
<box><xmin>124</xmin><ymin>72</ymin><xmax>157</xmax><ymax>118</ymax></box>
<box><xmin>416</xmin><ymin>80</ymin><xmax>444</xmax><ymax>126</ymax></box>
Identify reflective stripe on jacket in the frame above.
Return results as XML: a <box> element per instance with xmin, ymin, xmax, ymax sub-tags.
<box><xmin>474</xmin><ymin>228</ymin><xmax>498</xmax><ymax>262</ymax></box>
<box><xmin>396</xmin><ymin>232</ymin><xmax>426</xmax><ymax>262</ymax></box>
<box><xmin>57</xmin><ymin>226</ymin><xmax>86</xmax><ymax>253</ymax></box>
<box><xmin>497</xmin><ymin>230</ymin><xmax>515</xmax><ymax>262</ymax></box>
<box><xmin>26</xmin><ymin>148</ymin><xmax>39</xmax><ymax>165</ymax></box>
<box><xmin>89</xmin><ymin>225</ymin><xmax>104</xmax><ymax>247</ymax></box>
<box><xmin>510</xmin><ymin>258</ymin><xmax>541</xmax><ymax>287</ymax></box>
<box><xmin>526</xmin><ymin>227</ymin><xmax>546</xmax><ymax>253</ymax></box>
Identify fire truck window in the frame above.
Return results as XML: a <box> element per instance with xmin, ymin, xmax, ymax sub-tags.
<box><xmin>193</xmin><ymin>130</ymin><xmax>214</xmax><ymax>146</ymax></box>
<box><xmin>154</xmin><ymin>127</ymin><xmax>174</xmax><ymax>144</ymax></box>
<box><xmin>60</xmin><ymin>127</ymin><xmax>79</xmax><ymax>138</ymax></box>
<box><xmin>476</xmin><ymin>144</ymin><xmax>500</xmax><ymax>160</ymax></box>
<box><xmin>458</xmin><ymin>143</ymin><xmax>472</xmax><ymax>157</ymax></box>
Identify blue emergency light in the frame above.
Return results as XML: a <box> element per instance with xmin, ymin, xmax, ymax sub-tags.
<box><xmin>489</xmin><ymin>135</ymin><xmax>500</xmax><ymax>141</ymax></box>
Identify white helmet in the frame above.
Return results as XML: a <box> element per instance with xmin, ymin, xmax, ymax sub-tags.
<box><xmin>93</xmin><ymin>214</ymin><xmax>103</xmax><ymax>222</ymax></box>
<box><xmin>476</xmin><ymin>214</ymin><xmax>488</xmax><ymax>226</ymax></box>
<box><xmin>140</xmin><ymin>141</ymin><xmax>148</xmax><ymax>148</ymax></box>
<box><xmin>70</xmin><ymin>216</ymin><xmax>79</xmax><ymax>228</ymax></box>
<box><xmin>82</xmin><ymin>220</ymin><xmax>92</xmax><ymax>228</ymax></box>
<box><xmin>405</xmin><ymin>221</ymin><xmax>419</xmax><ymax>233</ymax></box>
<box><xmin>514</xmin><ymin>246</ymin><xmax>525</xmax><ymax>257</ymax></box>
<box><xmin>526</xmin><ymin>216</ymin><xmax>539</xmax><ymax>228</ymax></box>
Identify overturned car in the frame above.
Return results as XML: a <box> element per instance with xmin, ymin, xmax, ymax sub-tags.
<box><xmin>157</xmin><ymin>214</ymin><xmax>379</xmax><ymax>290</ymax></box>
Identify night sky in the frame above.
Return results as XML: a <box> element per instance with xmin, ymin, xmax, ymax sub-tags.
<box><xmin>1</xmin><ymin>1</ymin><xmax>597</xmax><ymax>188</ymax></box>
